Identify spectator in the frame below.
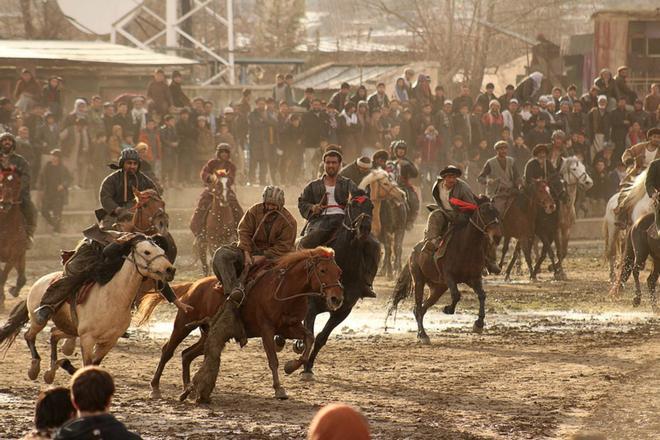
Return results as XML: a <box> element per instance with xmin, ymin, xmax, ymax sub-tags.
<box><xmin>403</xmin><ymin>68</ymin><xmax>415</xmax><ymax>97</ymax></box>
<box><xmin>39</xmin><ymin>149</ymin><xmax>71</xmax><ymax>234</ymax></box>
<box><xmin>476</xmin><ymin>82</ymin><xmax>497</xmax><ymax>113</ymax></box>
<box><xmin>452</xmin><ymin>104</ymin><xmax>479</xmax><ymax>149</ymax></box>
<box><xmin>551</xmin><ymin>86</ymin><xmax>563</xmax><ymax>108</ymax></box>
<box><xmin>593</xmin><ymin>142</ymin><xmax>616</xmax><ymax>172</ymax></box>
<box><xmin>330</xmin><ymin>82</ymin><xmax>351</xmax><ymax>113</ymax></box>
<box><xmin>175</xmin><ymin>108</ymin><xmax>196</xmax><ymax>183</ymax></box>
<box><xmin>14</xmin><ymin>68</ymin><xmax>41</xmax><ymax>113</ymax></box>
<box><xmin>194</xmin><ymin>115</ymin><xmax>214</xmax><ymax>175</ymax></box>
<box><xmin>554</xmin><ymin>100</ymin><xmax>571</xmax><ymax>134</ymax></box>
<box><xmin>135</xmin><ymin>142</ymin><xmax>161</xmax><ymax>192</ymax></box>
<box><xmin>571</xmin><ymin>131</ymin><xmax>591</xmax><ymax>163</ymax></box>
<box><xmin>308</xmin><ymin>403</ymin><xmax>370</xmax><ymax>440</ymax></box>
<box><xmin>298</xmin><ymin>87</ymin><xmax>314</xmax><ymax>110</ymax></box>
<box><xmin>54</xmin><ymin>366</ymin><xmax>141</xmax><ymax>439</ymax></box>
<box><xmin>568</xmin><ymin>100</ymin><xmax>587</xmax><ymax>136</ymax></box>
<box><xmin>350</xmin><ymin>85</ymin><xmax>368</xmax><ymax>107</ymax></box>
<box><xmin>301</xmin><ymin>98</ymin><xmax>328</xmax><ymax>180</ymax></box>
<box><xmin>393</xmin><ymin>77</ymin><xmax>409</xmax><ymax>103</ymax></box>
<box><xmin>514</xmin><ymin>71</ymin><xmax>544</xmax><ymax>104</ymax></box>
<box><xmin>169</xmin><ymin>70</ymin><xmax>190</xmax><ymax>108</ymax></box>
<box><xmin>613</xmin><ymin>66</ymin><xmax>637</xmax><ymax>106</ymax></box>
<box><xmin>498</xmin><ymin>84</ymin><xmax>516</xmax><ymax>109</ymax></box>
<box><xmin>448</xmin><ymin>135</ymin><xmax>469</xmax><ymax>172</ymax></box>
<box><xmin>581</xmin><ymin>85</ymin><xmax>600</xmax><ymax>113</ymax></box>
<box><xmin>367</xmin><ymin>82</ymin><xmax>390</xmax><ymax>114</ymax></box>
<box><xmin>502</xmin><ymin>98</ymin><xmax>521</xmax><ymax>139</ymax></box>
<box><xmin>587</xmin><ymin>96</ymin><xmax>611</xmax><ymax>159</ymax></box>
<box><xmin>87</xmin><ymin>96</ymin><xmax>105</xmax><ymax>139</ymax></box>
<box><xmin>146</xmin><ymin>68</ymin><xmax>172</xmax><ymax>115</ymax></box>
<box><xmin>453</xmin><ymin>84</ymin><xmax>473</xmax><ymax>114</ymax></box>
<box><xmin>625</xmin><ymin>121</ymin><xmax>646</xmax><ymax>148</ymax></box>
<box><xmin>101</xmin><ymin>102</ymin><xmax>115</xmax><ymax>136</ymax></box>
<box><xmin>138</xmin><ymin>118</ymin><xmax>162</xmax><ymax>176</ymax></box>
<box><xmin>525</xmin><ymin>115</ymin><xmax>552</xmax><ymax>150</ymax></box>
<box><xmin>629</xmin><ymin>99</ymin><xmax>651</xmax><ymax>133</ymax></box>
<box><xmin>338</xmin><ymin>101</ymin><xmax>360</xmax><ymax>161</ymax></box>
<box><xmin>62</xmin><ymin>98</ymin><xmax>88</xmax><ymax>129</ymax></box>
<box><xmin>36</xmin><ymin>111</ymin><xmax>60</xmax><ymax>162</ymax></box>
<box><xmin>160</xmin><ymin>114</ymin><xmax>179</xmax><ymax>186</ymax></box>
<box><xmin>22</xmin><ymin>387</ymin><xmax>74</xmax><ymax>440</ymax></box>
<box><xmin>399</xmin><ymin>108</ymin><xmax>415</xmax><ymax>148</ymax></box>
<box><xmin>594</xmin><ymin>68</ymin><xmax>615</xmax><ymax>105</ymax></box>
<box><xmin>41</xmin><ymin>76</ymin><xmax>63</xmax><ymax>121</ymax></box>
<box><xmin>412</xmin><ymin>74</ymin><xmax>432</xmax><ymax>111</ymax></box>
<box><xmin>481</xmin><ymin>99</ymin><xmax>504</xmax><ymax>148</ymax></box>
<box><xmin>643</xmin><ymin>83</ymin><xmax>660</xmax><ymax>114</ymax></box>
<box><xmin>610</xmin><ymin>97</ymin><xmax>630</xmax><ymax>158</ymax></box>
<box><xmin>431</xmin><ymin>85</ymin><xmax>446</xmax><ymax>115</ymax></box>
<box><xmin>587</xmin><ymin>159</ymin><xmax>611</xmax><ymax>213</ymax></box>
<box><xmin>0</xmin><ymin>96</ymin><xmax>14</xmax><ymax>130</ymax></box>
<box><xmin>564</xmin><ymin>84</ymin><xmax>579</xmax><ymax>107</ymax></box>
<box><xmin>130</xmin><ymin>97</ymin><xmax>148</xmax><ymax>141</ymax></box>
<box><xmin>112</xmin><ymin>101</ymin><xmax>135</xmax><ymax>140</ymax></box>
<box><xmin>90</xmin><ymin>132</ymin><xmax>109</xmax><ymax>189</ymax></box>
<box><xmin>280</xmin><ymin>113</ymin><xmax>304</xmax><ymax>185</ymax></box>
<box><xmin>60</xmin><ymin>118</ymin><xmax>90</xmax><ymax>188</ymax></box>
<box><xmin>510</xmin><ymin>134</ymin><xmax>531</xmax><ymax>176</ymax></box>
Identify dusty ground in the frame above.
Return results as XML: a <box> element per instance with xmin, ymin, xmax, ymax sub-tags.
<box><xmin>0</xmin><ymin>244</ymin><xmax>658</xmax><ymax>440</ymax></box>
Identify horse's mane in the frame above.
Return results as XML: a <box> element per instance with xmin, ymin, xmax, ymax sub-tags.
<box><xmin>621</xmin><ymin>169</ymin><xmax>648</xmax><ymax>210</ymax></box>
<box><xmin>273</xmin><ymin>246</ymin><xmax>335</xmax><ymax>270</ymax></box>
<box><xmin>358</xmin><ymin>169</ymin><xmax>389</xmax><ymax>191</ymax></box>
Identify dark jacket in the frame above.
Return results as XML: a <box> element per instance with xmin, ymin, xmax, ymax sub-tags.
<box><xmin>523</xmin><ymin>158</ymin><xmax>556</xmax><ymax>184</ymax></box>
<box><xmin>237</xmin><ymin>203</ymin><xmax>297</xmax><ymax>258</ymax></box>
<box><xmin>54</xmin><ymin>413</ymin><xmax>141</xmax><ymax>440</ymax></box>
<box><xmin>298</xmin><ymin>175</ymin><xmax>358</xmax><ymax>219</ymax></box>
<box><xmin>99</xmin><ymin>169</ymin><xmax>157</xmax><ymax>214</ymax></box>
<box><xmin>4</xmin><ymin>152</ymin><xmax>31</xmax><ymax>199</ymax></box>
<box><xmin>367</xmin><ymin>92</ymin><xmax>390</xmax><ymax>114</ymax></box>
<box><xmin>339</xmin><ymin>161</ymin><xmax>369</xmax><ymax>186</ymax></box>
<box><xmin>301</xmin><ymin>110</ymin><xmax>329</xmax><ymax>150</ymax></box>
<box><xmin>645</xmin><ymin>158</ymin><xmax>660</xmax><ymax>197</ymax></box>
<box><xmin>169</xmin><ymin>82</ymin><xmax>190</xmax><ymax>108</ymax></box>
<box><xmin>40</xmin><ymin>162</ymin><xmax>71</xmax><ymax>201</ymax></box>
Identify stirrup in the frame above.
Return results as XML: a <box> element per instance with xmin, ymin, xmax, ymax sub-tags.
<box><xmin>227</xmin><ymin>285</ymin><xmax>246</xmax><ymax>307</ymax></box>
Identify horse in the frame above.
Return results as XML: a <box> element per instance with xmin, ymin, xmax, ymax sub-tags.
<box><xmin>193</xmin><ymin>172</ymin><xmax>239</xmax><ymax>275</ymax></box>
<box><xmin>137</xmin><ymin>247</ymin><xmax>344</xmax><ymax>402</ymax></box>
<box><xmin>0</xmin><ymin>235</ymin><xmax>175</xmax><ymax>384</ymax></box>
<box><xmin>387</xmin><ymin>199</ymin><xmax>502</xmax><ymax>344</ymax></box>
<box><xmin>298</xmin><ymin>193</ymin><xmax>381</xmax><ymax>379</ymax></box>
<box><xmin>603</xmin><ymin>170</ymin><xmax>652</xmax><ymax>283</ymax></box>
<box><xmin>498</xmin><ymin>180</ymin><xmax>557</xmax><ymax>281</ymax></box>
<box><xmin>557</xmin><ymin>156</ymin><xmax>593</xmax><ymax>264</ymax></box>
<box><xmin>359</xmin><ymin>169</ymin><xmax>407</xmax><ymax>279</ymax></box>
<box><xmin>0</xmin><ymin>169</ymin><xmax>27</xmax><ymax>311</ymax></box>
<box><xmin>611</xmin><ymin>212</ymin><xmax>659</xmax><ymax>311</ymax></box>
<box><xmin>530</xmin><ymin>177</ymin><xmax>567</xmax><ymax>281</ymax></box>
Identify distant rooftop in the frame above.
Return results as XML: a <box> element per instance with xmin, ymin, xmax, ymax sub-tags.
<box><xmin>0</xmin><ymin>40</ymin><xmax>198</xmax><ymax>66</ymax></box>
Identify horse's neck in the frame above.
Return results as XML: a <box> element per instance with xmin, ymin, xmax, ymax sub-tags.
<box><xmin>96</xmin><ymin>259</ymin><xmax>144</xmax><ymax>309</ymax></box>
<box><xmin>564</xmin><ymin>183</ymin><xmax>577</xmax><ymax>205</ymax></box>
<box><xmin>273</xmin><ymin>263</ymin><xmax>310</xmax><ymax>298</ymax></box>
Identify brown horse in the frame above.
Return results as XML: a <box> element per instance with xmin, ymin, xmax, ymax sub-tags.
<box><xmin>0</xmin><ymin>169</ymin><xmax>27</xmax><ymax>310</ymax></box>
<box><xmin>128</xmin><ymin>188</ymin><xmax>169</xmax><ymax>236</ymax></box>
<box><xmin>194</xmin><ymin>172</ymin><xmax>239</xmax><ymax>275</ymax></box>
<box><xmin>138</xmin><ymin>246</ymin><xmax>344</xmax><ymax>402</ymax></box>
<box><xmin>499</xmin><ymin>180</ymin><xmax>557</xmax><ymax>281</ymax></box>
<box><xmin>388</xmin><ymin>199</ymin><xmax>502</xmax><ymax>344</ymax></box>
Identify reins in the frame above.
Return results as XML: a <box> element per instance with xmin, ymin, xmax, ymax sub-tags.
<box><xmin>272</xmin><ymin>255</ymin><xmax>342</xmax><ymax>302</ymax></box>
<box><xmin>469</xmin><ymin>206</ymin><xmax>499</xmax><ymax>235</ymax></box>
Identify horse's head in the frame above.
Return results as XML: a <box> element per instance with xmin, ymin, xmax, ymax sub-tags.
<box><xmin>562</xmin><ymin>156</ymin><xmax>593</xmax><ymax>190</ymax></box>
<box><xmin>131</xmin><ymin>188</ymin><xmax>167</xmax><ymax>234</ymax></box>
<box><xmin>532</xmin><ymin>180</ymin><xmax>557</xmax><ymax>214</ymax></box>
<box><xmin>306</xmin><ymin>247</ymin><xmax>343</xmax><ymax>311</ymax></box>
<box><xmin>128</xmin><ymin>236</ymin><xmax>176</xmax><ymax>282</ymax></box>
<box><xmin>210</xmin><ymin>169</ymin><xmax>230</xmax><ymax>207</ymax></box>
<box><xmin>345</xmin><ymin>190</ymin><xmax>373</xmax><ymax>240</ymax></box>
<box><xmin>474</xmin><ymin>197</ymin><xmax>502</xmax><ymax>243</ymax></box>
<box><xmin>0</xmin><ymin>170</ymin><xmax>20</xmax><ymax>214</ymax></box>
<box><xmin>360</xmin><ymin>169</ymin><xmax>406</xmax><ymax>204</ymax></box>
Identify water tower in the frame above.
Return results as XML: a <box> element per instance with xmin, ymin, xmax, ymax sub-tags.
<box><xmin>57</xmin><ymin>0</ymin><xmax>235</xmax><ymax>85</ymax></box>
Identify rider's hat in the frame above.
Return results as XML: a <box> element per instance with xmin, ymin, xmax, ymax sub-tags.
<box><xmin>215</xmin><ymin>142</ymin><xmax>231</xmax><ymax>154</ymax></box>
<box><xmin>648</xmin><ymin>128</ymin><xmax>660</xmax><ymax>138</ymax></box>
<box><xmin>439</xmin><ymin>165</ymin><xmax>462</xmax><ymax>178</ymax></box>
<box><xmin>532</xmin><ymin>144</ymin><xmax>548</xmax><ymax>156</ymax></box>
<box><xmin>493</xmin><ymin>140</ymin><xmax>509</xmax><ymax>151</ymax></box>
<box><xmin>262</xmin><ymin>185</ymin><xmax>285</xmax><ymax>209</ymax></box>
<box><xmin>390</xmin><ymin>139</ymin><xmax>407</xmax><ymax>155</ymax></box>
<box><xmin>322</xmin><ymin>148</ymin><xmax>343</xmax><ymax>162</ymax></box>
<box><xmin>372</xmin><ymin>149</ymin><xmax>389</xmax><ymax>163</ymax></box>
<box><xmin>356</xmin><ymin>156</ymin><xmax>372</xmax><ymax>170</ymax></box>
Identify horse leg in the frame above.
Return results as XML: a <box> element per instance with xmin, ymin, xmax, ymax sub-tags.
<box><xmin>151</xmin><ymin>321</ymin><xmax>195</xmax><ymax>399</ymax></box>
<box><xmin>24</xmin><ymin>323</ymin><xmax>44</xmax><ymax>380</ymax></box>
<box><xmin>412</xmin><ymin>273</ymin><xmax>431</xmax><ymax>345</ymax></box>
<box><xmin>282</xmin><ymin>324</ymin><xmax>314</xmax><ymax>375</ymax></box>
<box><xmin>499</xmin><ymin>236</ymin><xmax>511</xmax><ymax>268</ymax></box>
<box><xmin>43</xmin><ymin>328</ymin><xmax>71</xmax><ymax>384</ymax></box>
<box><xmin>422</xmin><ymin>283</ymin><xmax>448</xmax><ymax>315</ymax></box>
<box><xmin>384</xmin><ymin>236</ymin><xmax>393</xmax><ymax>280</ymax></box>
<box><xmin>260</xmin><ymin>325</ymin><xmax>287</xmax><ymax>400</ymax></box>
<box><xmin>90</xmin><ymin>341</ymin><xmax>115</xmax><ymax>365</ymax></box>
<box><xmin>61</xmin><ymin>337</ymin><xmax>76</xmax><ymax>356</ymax></box>
<box><xmin>532</xmin><ymin>239</ymin><xmax>548</xmax><ymax>278</ymax></box>
<box><xmin>0</xmin><ymin>261</ymin><xmax>13</xmax><ymax>309</ymax></box>
<box><xmin>442</xmin><ymin>277</ymin><xmax>461</xmax><ymax>315</ymax></box>
<box><xmin>631</xmin><ymin>234</ymin><xmax>649</xmax><ymax>306</ymax></box>
<box><xmin>9</xmin><ymin>254</ymin><xmax>26</xmax><ymax>298</ymax></box>
<box><xmin>181</xmin><ymin>330</ymin><xmax>207</xmax><ymax>388</ymax></box>
<box><xmin>394</xmin><ymin>229</ymin><xmax>404</xmax><ymax>276</ymax></box>
<box><xmin>468</xmin><ymin>278</ymin><xmax>487</xmax><ymax>333</ymax></box>
<box><xmin>648</xmin><ymin>265</ymin><xmax>659</xmax><ymax>312</ymax></box>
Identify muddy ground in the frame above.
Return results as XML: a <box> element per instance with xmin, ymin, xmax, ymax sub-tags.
<box><xmin>0</xmin><ymin>244</ymin><xmax>658</xmax><ymax>440</ymax></box>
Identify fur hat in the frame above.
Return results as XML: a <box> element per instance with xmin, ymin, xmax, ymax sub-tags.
<box><xmin>262</xmin><ymin>185</ymin><xmax>285</xmax><ymax>208</ymax></box>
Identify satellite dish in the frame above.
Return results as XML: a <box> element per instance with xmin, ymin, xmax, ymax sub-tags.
<box><xmin>57</xmin><ymin>0</ymin><xmax>143</xmax><ymax>35</ymax></box>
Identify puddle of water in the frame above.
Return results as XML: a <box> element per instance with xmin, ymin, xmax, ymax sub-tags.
<box><xmin>0</xmin><ymin>392</ymin><xmax>23</xmax><ymax>405</ymax></box>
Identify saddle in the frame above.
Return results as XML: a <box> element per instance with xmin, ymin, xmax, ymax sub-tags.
<box><xmin>213</xmin><ymin>258</ymin><xmax>274</xmax><ymax>295</ymax></box>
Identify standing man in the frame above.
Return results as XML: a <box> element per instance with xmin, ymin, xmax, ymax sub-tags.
<box><xmin>39</xmin><ymin>149</ymin><xmax>71</xmax><ymax>233</ymax></box>
<box><xmin>367</xmin><ymin>82</ymin><xmax>390</xmax><ymax>115</ymax></box>
<box><xmin>478</xmin><ymin>140</ymin><xmax>521</xmax><ymax>217</ymax></box>
<box><xmin>146</xmin><ymin>68</ymin><xmax>173</xmax><ymax>115</ymax></box>
<box><xmin>301</xmin><ymin>98</ymin><xmax>329</xmax><ymax>180</ymax></box>
<box><xmin>298</xmin><ymin>149</ymin><xmax>358</xmax><ymax>249</ymax></box>
<box><xmin>330</xmin><ymin>83</ymin><xmax>351</xmax><ymax>114</ymax></box>
<box><xmin>248</xmin><ymin>97</ymin><xmax>269</xmax><ymax>185</ymax></box>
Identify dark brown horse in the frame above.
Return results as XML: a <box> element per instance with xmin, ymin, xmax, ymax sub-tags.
<box><xmin>138</xmin><ymin>246</ymin><xmax>343</xmax><ymax>402</ymax></box>
<box><xmin>499</xmin><ymin>180</ymin><xmax>557</xmax><ymax>281</ymax></box>
<box><xmin>0</xmin><ymin>169</ymin><xmax>27</xmax><ymax>310</ymax></box>
<box><xmin>194</xmin><ymin>172</ymin><xmax>239</xmax><ymax>275</ymax></box>
<box><xmin>388</xmin><ymin>199</ymin><xmax>502</xmax><ymax>344</ymax></box>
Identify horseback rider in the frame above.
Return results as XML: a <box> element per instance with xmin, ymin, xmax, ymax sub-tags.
<box><xmin>615</xmin><ymin>128</ymin><xmax>660</xmax><ymax>227</ymax></box>
<box><xmin>423</xmin><ymin>165</ymin><xmax>501</xmax><ymax>274</ymax></box>
<box><xmin>339</xmin><ymin>156</ymin><xmax>372</xmax><ymax>187</ymax></box>
<box><xmin>98</xmin><ymin>148</ymin><xmax>158</xmax><ymax>230</ymax></box>
<box><xmin>0</xmin><ymin>132</ymin><xmax>37</xmax><ymax>248</ymax></box>
<box><xmin>390</xmin><ymin>140</ymin><xmax>420</xmax><ymax>229</ymax></box>
<box><xmin>298</xmin><ymin>149</ymin><xmax>358</xmax><ymax>249</ymax></box>
<box><xmin>645</xmin><ymin>155</ymin><xmax>660</xmax><ymax>237</ymax></box>
<box><xmin>34</xmin><ymin>148</ymin><xmax>190</xmax><ymax>325</ymax></box>
<box><xmin>212</xmin><ymin>185</ymin><xmax>297</xmax><ymax>341</ymax></box>
<box><xmin>372</xmin><ymin>149</ymin><xmax>389</xmax><ymax>170</ymax></box>
<box><xmin>478</xmin><ymin>140</ymin><xmax>521</xmax><ymax>217</ymax></box>
<box><xmin>190</xmin><ymin>142</ymin><xmax>243</xmax><ymax>240</ymax></box>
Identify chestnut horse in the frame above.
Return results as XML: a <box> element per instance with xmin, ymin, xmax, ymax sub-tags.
<box><xmin>388</xmin><ymin>200</ymin><xmax>502</xmax><ymax>344</ymax></box>
<box><xmin>0</xmin><ymin>168</ymin><xmax>27</xmax><ymax>310</ymax></box>
<box><xmin>138</xmin><ymin>246</ymin><xmax>343</xmax><ymax>402</ymax></box>
<box><xmin>194</xmin><ymin>172</ymin><xmax>239</xmax><ymax>275</ymax></box>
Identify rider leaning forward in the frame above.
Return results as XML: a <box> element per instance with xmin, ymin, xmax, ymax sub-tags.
<box><xmin>34</xmin><ymin>148</ymin><xmax>191</xmax><ymax>325</ymax></box>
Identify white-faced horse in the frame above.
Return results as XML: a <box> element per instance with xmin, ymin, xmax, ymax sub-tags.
<box><xmin>557</xmin><ymin>156</ymin><xmax>593</xmax><ymax>265</ymax></box>
<box><xmin>0</xmin><ymin>235</ymin><xmax>175</xmax><ymax>383</ymax></box>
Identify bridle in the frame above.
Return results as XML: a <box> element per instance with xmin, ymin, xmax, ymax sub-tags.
<box><xmin>131</xmin><ymin>195</ymin><xmax>167</xmax><ymax>234</ymax></box>
<box><xmin>123</xmin><ymin>240</ymin><xmax>171</xmax><ymax>281</ymax></box>
<box><xmin>341</xmin><ymin>202</ymin><xmax>371</xmax><ymax>233</ymax></box>
<box><xmin>469</xmin><ymin>204</ymin><xmax>500</xmax><ymax>235</ymax></box>
<box><xmin>273</xmin><ymin>255</ymin><xmax>343</xmax><ymax>302</ymax></box>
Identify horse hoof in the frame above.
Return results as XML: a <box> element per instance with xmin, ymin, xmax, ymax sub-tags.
<box><xmin>292</xmin><ymin>340</ymin><xmax>305</xmax><ymax>355</ymax></box>
<box><xmin>284</xmin><ymin>360</ymin><xmax>300</xmax><ymax>375</ymax></box>
<box><xmin>632</xmin><ymin>296</ymin><xmax>641</xmax><ymax>307</ymax></box>
<box><xmin>178</xmin><ymin>388</ymin><xmax>192</xmax><ymax>402</ymax></box>
<box><xmin>150</xmin><ymin>388</ymin><xmax>162</xmax><ymax>400</ymax></box>
<box><xmin>61</xmin><ymin>338</ymin><xmax>76</xmax><ymax>356</ymax></box>
<box><xmin>418</xmin><ymin>335</ymin><xmax>431</xmax><ymax>345</ymax></box>
<box><xmin>473</xmin><ymin>322</ymin><xmax>484</xmax><ymax>334</ymax></box>
<box><xmin>43</xmin><ymin>369</ymin><xmax>56</xmax><ymax>384</ymax></box>
<box><xmin>28</xmin><ymin>360</ymin><xmax>40</xmax><ymax>381</ymax></box>
<box><xmin>442</xmin><ymin>305</ymin><xmax>455</xmax><ymax>315</ymax></box>
<box><xmin>300</xmin><ymin>371</ymin><xmax>315</xmax><ymax>382</ymax></box>
<box><xmin>274</xmin><ymin>387</ymin><xmax>289</xmax><ymax>400</ymax></box>
<box><xmin>274</xmin><ymin>335</ymin><xmax>286</xmax><ymax>353</ymax></box>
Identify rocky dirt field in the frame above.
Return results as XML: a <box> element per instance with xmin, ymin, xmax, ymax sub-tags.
<box><xmin>0</xmin><ymin>245</ymin><xmax>658</xmax><ymax>439</ymax></box>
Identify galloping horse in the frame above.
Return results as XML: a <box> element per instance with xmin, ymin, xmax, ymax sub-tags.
<box><xmin>138</xmin><ymin>247</ymin><xmax>343</xmax><ymax>402</ymax></box>
<box><xmin>359</xmin><ymin>169</ymin><xmax>407</xmax><ymax>279</ymax></box>
<box><xmin>194</xmin><ymin>171</ymin><xmax>239</xmax><ymax>275</ymax></box>
<box><xmin>499</xmin><ymin>180</ymin><xmax>557</xmax><ymax>280</ymax></box>
<box><xmin>0</xmin><ymin>235</ymin><xmax>174</xmax><ymax>383</ymax></box>
<box><xmin>603</xmin><ymin>170</ymin><xmax>652</xmax><ymax>283</ymax></box>
<box><xmin>388</xmin><ymin>199</ymin><xmax>502</xmax><ymax>344</ymax></box>
<box><xmin>557</xmin><ymin>156</ymin><xmax>593</xmax><ymax>265</ymax></box>
<box><xmin>0</xmin><ymin>168</ymin><xmax>27</xmax><ymax>310</ymax></box>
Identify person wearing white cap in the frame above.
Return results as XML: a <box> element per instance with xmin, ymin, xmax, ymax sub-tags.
<box><xmin>502</xmin><ymin>98</ymin><xmax>520</xmax><ymax>137</ymax></box>
<box><xmin>339</xmin><ymin>155</ymin><xmax>373</xmax><ymax>186</ymax></box>
<box><xmin>587</xmin><ymin>95</ymin><xmax>612</xmax><ymax>158</ymax></box>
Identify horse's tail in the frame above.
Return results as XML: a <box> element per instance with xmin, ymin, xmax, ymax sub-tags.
<box><xmin>0</xmin><ymin>300</ymin><xmax>29</xmax><ymax>354</ymax></box>
<box><xmin>386</xmin><ymin>261</ymin><xmax>413</xmax><ymax>328</ymax></box>
<box><xmin>135</xmin><ymin>281</ymin><xmax>193</xmax><ymax>326</ymax></box>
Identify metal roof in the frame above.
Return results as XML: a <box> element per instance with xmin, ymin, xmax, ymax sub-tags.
<box><xmin>0</xmin><ymin>40</ymin><xmax>198</xmax><ymax>66</ymax></box>
<box><xmin>293</xmin><ymin>64</ymin><xmax>404</xmax><ymax>90</ymax></box>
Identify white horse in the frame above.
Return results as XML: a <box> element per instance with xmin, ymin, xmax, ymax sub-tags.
<box><xmin>0</xmin><ymin>235</ymin><xmax>175</xmax><ymax>383</ymax></box>
<box><xmin>557</xmin><ymin>156</ymin><xmax>594</xmax><ymax>264</ymax></box>
<box><xmin>603</xmin><ymin>169</ymin><xmax>653</xmax><ymax>282</ymax></box>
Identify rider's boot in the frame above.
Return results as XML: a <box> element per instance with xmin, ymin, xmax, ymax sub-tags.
<box><xmin>34</xmin><ymin>304</ymin><xmax>56</xmax><ymax>326</ymax></box>
<box><xmin>224</xmin><ymin>286</ymin><xmax>248</xmax><ymax>347</ymax></box>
